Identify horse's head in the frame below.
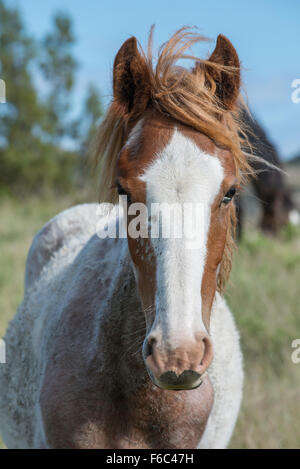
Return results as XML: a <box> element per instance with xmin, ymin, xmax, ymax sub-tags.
<box><xmin>95</xmin><ymin>29</ymin><xmax>250</xmax><ymax>390</ymax></box>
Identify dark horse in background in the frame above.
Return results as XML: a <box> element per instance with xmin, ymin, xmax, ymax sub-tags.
<box><xmin>237</xmin><ymin>108</ymin><xmax>299</xmax><ymax>238</ymax></box>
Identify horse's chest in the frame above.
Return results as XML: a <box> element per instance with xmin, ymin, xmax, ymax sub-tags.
<box><xmin>41</xmin><ymin>370</ymin><xmax>213</xmax><ymax>449</ymax></box>
<box><xmin>110</xmin><ymin>375</ymin><xmax>214</xmax><ymax>449</ymax></box>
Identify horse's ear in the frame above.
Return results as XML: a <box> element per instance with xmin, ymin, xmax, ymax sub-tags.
<box><xmin>113</xmin><ymin>37</ymin><xmax>151</xmax><ymax>117</ymax></box>
<box><xmin>204</xmin><ymin>34</ymin><xmax>241</xmax><ymax>110</ymax></box>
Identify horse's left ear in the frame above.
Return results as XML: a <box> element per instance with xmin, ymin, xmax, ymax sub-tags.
<box><xmin>204</xmin><ymin>34</ymin><xmax>241</xmax><ymax>110</ymax></box>
<box><xmin>113</xmin><ymin>37</ymin><xmax>151</xmax><ymax>117</ymax></box>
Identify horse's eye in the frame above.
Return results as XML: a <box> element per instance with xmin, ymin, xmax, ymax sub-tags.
<box><xmin>117</xmin><ymin>183</ymin><xmax>132</xmax><ymax>203</ymax></box>
<box><xmin>222</xmin><ymin>187</ymin><xmax>236</xmax><ymax>205</ymax></box>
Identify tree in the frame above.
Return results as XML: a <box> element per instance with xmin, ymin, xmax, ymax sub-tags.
<box><xmin>39</xmin><ymin>12</ymin><xmax>78</xmax><ymax>143</ymax></box>
<box><xmin>0</xmin><ymin>0</ymin><xmax>47</xmax><ymax>193</ymax></box>
<box><xmin>0</xmin><ymin>2</ymin><xmax>77</xmax><ymax>195</ymax></box>
<box><xmin>0</xmin><ymin>0</ymin><xmax>103</xmax><ymax>196</ymax></box>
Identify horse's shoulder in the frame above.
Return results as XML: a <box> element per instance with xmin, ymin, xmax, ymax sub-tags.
<box><xmin>25</xmin><ymin>204</ymin><xmax>99</xmax><ymax>290</ymax></box>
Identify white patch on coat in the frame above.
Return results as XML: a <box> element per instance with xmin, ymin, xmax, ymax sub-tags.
<box><xmin>141</xmin><ymin>129</ymin><xmax>224</xmax><ymax>345</ymax></box>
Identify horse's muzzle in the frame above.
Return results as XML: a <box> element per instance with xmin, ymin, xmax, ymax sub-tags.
<box><xmin>143</xmin><ymin>331</ymin><xmax>213</xmax><ymax>391</ymax></box>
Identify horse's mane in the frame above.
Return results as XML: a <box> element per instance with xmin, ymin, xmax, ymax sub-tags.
<box><xmin>91</xmin><ymin>27</ymin><xmax>257</xmax><ymax>293</ymax></box>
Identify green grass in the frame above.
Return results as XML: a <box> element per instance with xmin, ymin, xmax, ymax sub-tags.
<box><xmin>228</xmin><ymin>231</ymin><xmax>300</xmax><ymax>449</ymax></box>
<box><xmin>0</xmin><ymin>196</ymin><xmax>299</xmax><ymax>448</ymax></box>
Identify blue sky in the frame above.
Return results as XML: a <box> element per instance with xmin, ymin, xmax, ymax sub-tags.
<box><xmin>13</xmin><ymin>0</ymin><xmax>300</xmax><ymax>159</ymax></box>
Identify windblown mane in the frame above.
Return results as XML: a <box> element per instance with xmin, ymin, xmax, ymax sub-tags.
<box><xmin>91</xmin><ymin>27</ymin><xmax>256</xmax><ymax>293</ymax></box>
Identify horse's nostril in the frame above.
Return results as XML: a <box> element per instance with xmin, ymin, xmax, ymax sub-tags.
<box><xmin>147</xmin><ymin>342</ymin><xmax>153</xmax><ymax>357</ymax></box>
<box><xmin>145</xmin><ymin>337</ymin><xmax>155</xmax><ymax>358</ymax></box>
<box><xmin>199</xmin><ymin>336</ymin><xmax>213</xmax><ymax>372</ymax></box>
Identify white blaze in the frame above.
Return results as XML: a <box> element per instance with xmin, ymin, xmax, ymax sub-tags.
<box><xmin>141</xmin><ymin>129</ymin><xmax>224</xmax><ymax>345</ymax></box>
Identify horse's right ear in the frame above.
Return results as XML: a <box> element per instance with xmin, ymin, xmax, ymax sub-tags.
<box><xmin>113</xmin><ymin>37</ymin><xmax>151</xmax><ymax>117</ymax></box>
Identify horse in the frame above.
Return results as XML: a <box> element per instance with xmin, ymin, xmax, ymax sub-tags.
<box><xmin>0</xmin><ymin>28</ymin><xmax>253</xmax><ymax>449</ymax></box>
<box><xmin>236</xmin><ymin>108</ymin><xmax>299</xmax><ymax>238</ymax></box>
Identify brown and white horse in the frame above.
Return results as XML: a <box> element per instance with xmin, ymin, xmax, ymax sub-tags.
<box><xmin>0</xmin><ymin>29</ymin><xmax>251</xmax><ymax>449</ymax></box>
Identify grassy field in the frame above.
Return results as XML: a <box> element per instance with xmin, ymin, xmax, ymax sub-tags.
<box><xmin>0</xmin><ymin>195</ymin><xmax>299</xmax><ymax>449</ymax></box>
